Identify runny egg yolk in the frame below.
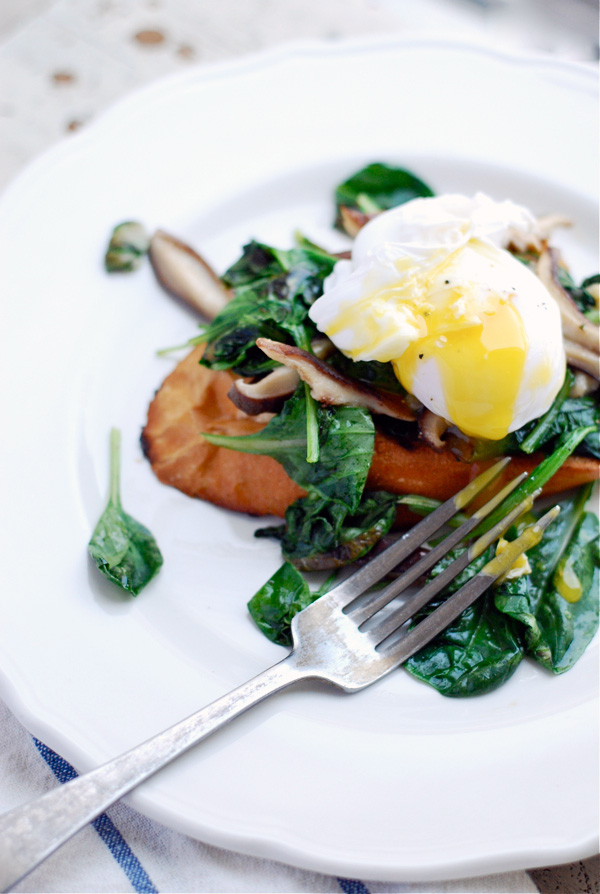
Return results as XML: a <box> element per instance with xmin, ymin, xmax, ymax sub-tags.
<box><xmin>319</xmin><ymin>234</ymin><xmax>564</xmax><ymax>442</ymax></box>
<box><xmin>393</xmin><ymin>295</ymin><xmax>526</xmax><ymax>441</ymax></box>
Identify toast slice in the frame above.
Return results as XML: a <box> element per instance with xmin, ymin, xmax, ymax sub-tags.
<box><xmin>142</xmin><ymin>346</ymin><xmax>599</xmax><ymax>521</ymax></box>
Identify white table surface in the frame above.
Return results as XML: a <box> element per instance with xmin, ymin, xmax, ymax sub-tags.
<box><xmin>0</xmin><ymin>1</ymin><xmax>598</xmax><ymax>892</ymax></box>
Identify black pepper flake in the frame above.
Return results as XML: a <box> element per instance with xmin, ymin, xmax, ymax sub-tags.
<box><xmin>418</xmin><ymin>353</ymin><xmax>424</xmax><ymax>359</ymax></box>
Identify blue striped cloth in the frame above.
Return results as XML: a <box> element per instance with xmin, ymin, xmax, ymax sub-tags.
<box><xmin>1</xmin><ymin>700</ymin><xmax>537</xmax><ymax>893</ymax></box>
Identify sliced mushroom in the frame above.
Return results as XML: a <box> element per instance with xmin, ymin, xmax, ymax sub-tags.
<box><xmin>506</xmin><ymin>215</ymin><xmax>571</xmax><ymax>256</ymax></box>
<box><xmin>536</xmin><ymin>213</ymin><xmax>573</xmax><ymax>242</ymax></box>
<box><xmin>149</xmin><ymin>230</ymin><xmax>232</xmax><ymax>320</ymax></box>
<box><xmin>536</xmin><ymin>246</ymin><xmax>600</xmax><ymax>358</ymax></box>
<box><xmin>569</xmin><ymin>370</ymin><xmax>599</xmax><ymax>398</ymax></box>
<box><xmin>227</xmin><ymin>336</ymin><xmax>336</xmax><ymax>415</ymax></box>
<box><xmin>339</xmin><ymin>205</ymin><xmax>373</xmax><ymax>237</ymax></box>
<box><xmin>256</xmin><ymin>338</ymin><xmax>416</xmax><ymax>421</ymax></box>
<box><xmin>564</xmin><ymin>339</ymin><xmax>600</xmax><ymax>380</ymax></box>
<box><xmin>228</xmin><ymin>365</ymin><xmax>300</xmax><ymax>416</ymax></box>
<box><xmin>418</xmin><ymin>409</ymin><xmax>450</xmax><ymax>450</ymax></box>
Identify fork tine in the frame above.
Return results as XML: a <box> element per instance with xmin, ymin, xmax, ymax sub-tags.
<box><xmin>326</xmin><ymin>457</ymin><xmax>513</xmax><ymax>610</ymax></box>
<box><xmin>348</xmin><ymin>471</ymin><xmax>529</xmax><ymax>626</ymax></box>
<box><xmin>378</xmin><ymin>505</ymin><xmax>561</xmax><ymax>664</ymax></box>
<box><xmin>364</xmin><ymin>487</ymin><xmax>542</xmax><ymax>643</ymax></box>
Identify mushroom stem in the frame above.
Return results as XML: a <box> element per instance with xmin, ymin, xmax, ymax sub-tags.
<box><xmin>536</xmin><ymin>247</ymin><xmax>600</xmax><ymax>357</ymax></box>
<box><xmin>149</xmin><ymin>230</ymin><xmax>232</xmax><ymax>320</ymax></box>
<box><xmin>256</xmin><ymin>338</ymin><xmax>416</xmax><ymax>421</ymax></box>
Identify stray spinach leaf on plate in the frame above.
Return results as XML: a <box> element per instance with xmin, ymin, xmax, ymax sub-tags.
<box><xmin>89</xmin><ymin>429</ymin><xmax>163</xmax><ymax>595</ymax></box>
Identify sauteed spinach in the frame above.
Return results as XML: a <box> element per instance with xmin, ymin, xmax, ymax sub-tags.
<box><xmin>198</xmin><ymin>162</ymin><xmax>599</xmax><ymax>696</ymax></box>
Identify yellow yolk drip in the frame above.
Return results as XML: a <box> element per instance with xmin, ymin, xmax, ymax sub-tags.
<box><xmin>554</xmin><ymin>558</ymin><xmax>583</xmax><ymax>603</ymax></box>
<box><xmin>320</xmin><ymin>241</ymin><xmax>546</xmax><ymax>441</ymax></box>
<box><xmin>494</xmin><ymin>536</ymin><xmax>532</xmax><ymax>583</ymax></box>
<box><xmin>394</xmin><ymin>293</ymin><xmax>527</xmax><ymax>440</ymax></box>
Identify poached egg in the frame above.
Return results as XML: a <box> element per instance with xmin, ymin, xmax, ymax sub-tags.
<box><xmin>309</xmin><ymin>193</ymin><xmax>565</xmax><ymax>441</ymax></box>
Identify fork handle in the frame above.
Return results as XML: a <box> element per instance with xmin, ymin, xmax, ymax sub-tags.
<box><xmin>0</xmin><ymin>657</ymin><xmax>304</xmax><ymax>892</ymax></box>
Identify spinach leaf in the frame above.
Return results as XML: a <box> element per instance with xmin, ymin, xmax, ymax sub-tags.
<box><xmin>327</xmin><ymin>350</ymin><xmax>407</xmax><ymax>395</ymax></box>
<box><xmin>495</xmin><ymin>486</ymin><xmax>599</xmax><ymax>672</ymax></box>
<box><xmin>257</xmin><ymin>490</ymin><xmax>398</xmax><ymax>570</ymax></box>
<box><xmin>546</xmin><ymin>512</ymin><xmax>599</xmax><ymax>672</ymax></box>
<box><xmin>405</xmin><ymin>594</ymin><xmax>525</xmax><ymax>696</ymax></box>
<box><xmin>514</xmin><ymin>370</ymin><xmax>600</xmax><ymax>458</ymax></box>
<box><xmin>335</xmin><ymin>162</ymin><xmax>434</xmax><ymax>226</ymax></box>
<box><xmin>247</xmin><ymin>561</ymin><xmax>318</xmax><ymax>646</ymax></box>
<box><xmin>200</xmin><ymin>242</ymin><xmax>337</xmax><ymax>376</ymax></box>
<box><xmin>202</xmin><ymin>386</ymin><xmax>375</xmax><ymax>512</ymax></box>
<box><xmin>221</xmin><ymin>241</ymin><xmax>289</xmax><ymax>287</ymax></box>
<box><xmin>104</xmin><ymin>221</ymin><xmax>150</xmax><ymax>273</ymax></box>
<box><xmin>555</xmin><ymin>267</ymin><xmax>599</xmax><ymax>314</ymax></box>
<box><xmin>472</xmin><ymin>426</ymin><xmax>595</xmax><ymax>537</ymax></box>
<box><xmin>89</xmin><ymin>429</ymin><xmax>163</xmax><ymax>595</ymax></box>
<box><xmin>404</xmin><ymin>547</ymin><xmax>525</xmax><ymax>696</ymax></box>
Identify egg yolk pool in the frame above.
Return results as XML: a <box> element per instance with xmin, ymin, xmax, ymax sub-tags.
<box><xmin>309</xmin><ymin>194</ymin><xmax>566</xmax><ymax>441</ymax></box>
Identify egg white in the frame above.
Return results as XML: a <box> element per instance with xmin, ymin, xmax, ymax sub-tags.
<box><xmin>309</xmin><ymin>194</ymin><xmax>566</xmax><ymax>440</ymax></box>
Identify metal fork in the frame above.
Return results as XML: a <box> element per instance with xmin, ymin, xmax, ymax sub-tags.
<box><xmin>0</xmin><ymin>458</ymin><xmax>559</xmax><ymax>892</ymax></box>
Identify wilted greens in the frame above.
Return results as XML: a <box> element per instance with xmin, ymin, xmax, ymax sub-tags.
<box><xmin>198</xmin><ymin>162</ymin><xmax>599</xmax><ymax>696</ymax></box>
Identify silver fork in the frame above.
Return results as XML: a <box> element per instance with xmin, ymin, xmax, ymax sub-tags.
<box><xmin>0</xmin><ymin>458</ymin><xmax>559</xmax><ymax>892</ymax></box>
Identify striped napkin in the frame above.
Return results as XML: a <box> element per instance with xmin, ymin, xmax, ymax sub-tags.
<box><xmin>1</xmin><ymin>700</ymin><xmax>546</xmax><ymax>894</ymax></box>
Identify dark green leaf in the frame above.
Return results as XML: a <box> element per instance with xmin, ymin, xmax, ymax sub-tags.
<box><xmin>404</xmin><ymin>542</ymin><xmax>525</xmax><ymax>696</ymax></box>
<box><xmin>202</xmin><ymin>387</ymin><xmax>375</xmax><ymax>512</ymax></box>
<box><xmin>405</xmin><ymin>592</ymin><xmax>525</xmax><ymax>697</ymax></box>
<box><xmin>200</xmin><ymin>242</ymin><xmax>337</xmax><ymax>375</ymax></box>
<box><xmin>334</xmin><ymin>162</ymin><xmax>434</xmax><ymax>227</ymax></box>
<box><xmin>544</xmin><ymin>512</ymin><xmax>599</xmax><ymax>672</ymax></box>
<box><xmin>88</xmin><ymin>429</ymin><xmax>163</xmax><ymax>595</ymax></box>
<box><xmin>327</xmin><ymin>350</ymin><xmax>407</xmax><ymax>395</ymax></box>
<box><xmin>513</xmin><ymin>370</ymin><xmax>600</xmax><ymax>458</ymax></box>
<box><xmin>472</xmin><ymin>426</ymin><xmax>596</xmax><ymax>537</ymax></box>
<box><xmin>221</xmin><ymin>242</ymin><xmax>288</xmax><ymax>287</ymax></box>
<box><xmin>247</xmin><ymin>561</ymin><xmax>317</xmax><ymax>646</ymax></box>
<box><xmin>555</xmin><ymin>266</ymin><xmax>599</xmax><ymax>314</ymax></box>
<box><xmin>495</xmin><ymin>487</ymin><xmax>599</xmax><ymax>672</ymax></box>
<box><xmin>404</xmin><ymin>545</ymin><xmax>525</xmax><ymax>696</ymax></box>
<box><xmin>274</xmin><ymin>490</ymin><xmax>397</xmax><ymax>570</ymax></box>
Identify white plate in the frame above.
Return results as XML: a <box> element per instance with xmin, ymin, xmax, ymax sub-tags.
<box><xmin>0</xmin><ymin>38</ymin><xmax>598</xmax><ymax>882</ymax></box>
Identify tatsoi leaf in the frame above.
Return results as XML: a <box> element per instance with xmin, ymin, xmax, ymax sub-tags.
<box><xmin>88</xmin><ymin>429</ymin><xmax>163</xmax><ymax>595</ymax></box>
<box><xmin>203</xmin><ymin>387</ymin><xmax>375</xmax><ymax>513</ymax></box>
<box><xmin>334</xmin><ymin>162</ymin><xmax>434</xmax><ymax>227</ymax></box>
<box><xmin>247</xmin><ymin>562</ymin><xmax>317</xmax><ymax>646</ymax></box>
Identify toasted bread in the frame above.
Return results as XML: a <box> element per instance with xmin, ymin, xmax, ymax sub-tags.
<box><xmin>142</xmin><ymin>346</ymin><xmax>599</xmax><ymax>521</ymax></box>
